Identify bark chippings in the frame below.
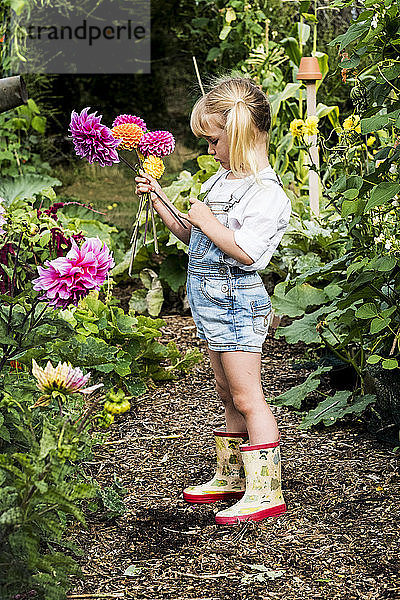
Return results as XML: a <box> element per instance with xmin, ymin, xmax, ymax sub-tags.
<box><xmin>69</xmin><ymin>315</ymin><xmax>400</xmax><ymax>600</ymax></box>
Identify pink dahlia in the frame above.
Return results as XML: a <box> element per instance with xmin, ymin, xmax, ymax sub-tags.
<box><xmin>69</xmin><ymin>107</ymin><xmax>121</xmax><ymax>167</ymax></box>
<box><xmin>138</xmin><ymin>130</ymin><xmax>175</xmax><ymax>157</ymax></box>
<box><xmin>112</xmin><ymin>114</ymin><xmax>147</xmax><ymax>130</ymax></box>
<box><xmin>32</xmin><ymin>237</ymin><xmax>115</xmax><ymax>308</ymax></box>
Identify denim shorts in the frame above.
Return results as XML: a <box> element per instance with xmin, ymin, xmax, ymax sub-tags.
<box><xmin>186</xmin><ymin>266</ymin><xmax>272</xmax><ymax>353</ymax></box>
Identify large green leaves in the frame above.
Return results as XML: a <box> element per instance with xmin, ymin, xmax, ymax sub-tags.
<box><xmin>0</xmin><ymin>175</ymin><xmax>61</xmax><ymax>204</ymax></box>
<box><xmin>270</xmin><ymin>366</ymin><xmax>331</xmax><ymax>409</ymax></box>
<box><xmin>364</xmin><ymin>182</ymin><xmax>400</xmax><ymax>212</ymax></box>
<box><xmin>271</xmin><ymin>282</ymin><xmax>330</xmax><ymax>318</ymax></box>
<box><xmin>299</xmin><ymin>392</ymin><xmax>376</xmax><ymax>429</ymax></box>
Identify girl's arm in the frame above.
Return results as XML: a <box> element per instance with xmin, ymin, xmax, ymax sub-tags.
<box><xmin>183</xmin><ymin>198</ymin><xmax>254</xmax><ymax>266</ymax></box>
<box><xmin>135</xmin><ymin>171</ymin><xmax>192</xmax><ymax>245</ymax></box>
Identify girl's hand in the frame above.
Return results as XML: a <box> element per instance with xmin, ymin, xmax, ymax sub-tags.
<box><xmin>135</xmin><ymin>170</ymin><xmax>162</xmax><ymax>200</ymax></box>
<box><xmin>182</xmin><ymin>197</ymin><xmax>216</xmax><ymax>229</ymax></box>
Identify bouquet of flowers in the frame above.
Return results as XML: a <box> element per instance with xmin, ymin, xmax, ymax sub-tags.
<box><xmin>69</xmin><ymin>108</ymin><xmax>184</xmax><ymax>274</ymax></box>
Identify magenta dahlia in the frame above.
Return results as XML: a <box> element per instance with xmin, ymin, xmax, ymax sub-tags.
<box><xmin>138</xmin><ymin>130</ymin><xmax>175</xmax><ymax>157</ymax></box>
<box><xmin>32</xmin><ymin>237</ymin><xmax>115</xmax><ymax>308</ymax></box>
<box><xmin>112</xmin><ymin>114</ymin><xmax>147</xmax><ymax>130</ymax></box>
<box><xmin>69</xmin><ymin>107</ymin><xmax>121</xmax><ymax>167</ymax></box>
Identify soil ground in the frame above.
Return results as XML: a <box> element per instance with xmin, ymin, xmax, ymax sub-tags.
<box><xmin>69</xmin><ymin>315</ymin><xmax>400</xmax><ymax>600</ymax></box>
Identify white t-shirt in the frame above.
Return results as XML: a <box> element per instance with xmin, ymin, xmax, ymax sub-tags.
<box><xmin>200</xmin><ymin>166</ymin><xmax>292</xmax><ymax>271</ymax></box>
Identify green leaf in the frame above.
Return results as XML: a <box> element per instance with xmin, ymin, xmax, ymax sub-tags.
<box><xmin>206</xmin><ymin>47</ymin><xmax>221</xmax><ymax>62</ymax></box>
<box><xmin>124</xmin><ymin>376</ymin><xmax>147</xmax><ymax>397</ymax></box>
<box><xmin>124</xmin><ymin>565</ymin><xmax>142</xmax><ymax>577</ymax></box>
<box><xmin>31</xmin><ymin>116</ymin><xmax>46</xmax><ymax>134</ymax></box>
<box><xmin>159</xmin><ymin>254</ymin><xmax>187</xmax><ymax>292</ymax></box>
<box><xmin>365</xmin><ymin>182</ymin><xmax>400</xmax><ymax>212</ymax></box>
<box><xmin>329</xmin><ymin>21</ymin><xmax>370</xmax><ymax>51</ymax></box>
<box><xmin>381</xmin><ymin>359</ymin><xmax>398</xmax><ymax>370</ymax></box>
<box><xmin>366</xmin><ymin>354</ymin><xmax>382</xmax><ymax>365</ymax></box>
<box><xmin>299</xmin><ymin>392</ymin><xmax>375</xmax><ymax>429</ymax></box>
<box><xmin>355</xmin><ymin>303</ymin><xmax>378</xmax><ymax>319</ymax></box>
<box><xmin>271</xmin><ymin>366</ymin><xmax>331</xmax><ymax>409</ymax></box>
<box><xmin>366</xmin><ymin>255</ymin><xmax>396</xmax><ymax>272</ymax></box>
<box><xmin>197</xmin><ymin>155</ymin><xmax>218</xmax><ymax>172</ymax></box>
<box><xmin>0</xmin><ymin>175</ymin><xmax>61</xmax><ymax>204</ymax></box>
<box><xmin>10</xmin><ymin>0</ymin><xmax>27</xmax><ymax>15</ymax></box>
<box><xmin>271</xmin><ymin>282</ymin><xmax>328</xmax><ymax>317</ymax></box>
<box><xmin>219</xmin><ymin>25</ymin><xmax>232</xmax><ymax>40</ymax></box>
<box><xmin>361</xmin><ymin>109</ymin><xmax>400</xmax><ymax>134</ymax></box>
<box><xmin>129</xmin><ymin>289</ymin><xmax>148</xmax><ymax>314</ymax></box>
<box><xmin>0</xmin><ymin>506</ymin><xmax>22</xmax><ymax>525</ymax></box>
<box><xmin>280</xmin><ymin>37</ymin><xmax>301</xmax><ymax>66</ymax></box>
<box><xmin>275</xmin><ymin>307</ymin><xmax>336</xmax><ymax>345</ymax></box>
<box><xmin>39</xmin><ymin>421</ymin><xmax>57</xmax><ymax>460</ymax></box>
<box><xmin>370</xmin><ymin>318</ymin><xmax>390</xmax><ymax>334</ymax></box>
<box><xmin>343</xmin><ymin>188</ymin><xmax>359</xmax><ymax>200</ymax></box>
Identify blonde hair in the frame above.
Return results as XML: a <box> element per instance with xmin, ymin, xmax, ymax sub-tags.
<box><xmin>190</xmin><ymin>76</ymin><xmax>271</xmax><ymax>178</ymax></box>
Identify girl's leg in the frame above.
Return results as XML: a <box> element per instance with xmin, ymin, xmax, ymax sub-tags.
<box><xmin>207</xmin><ymin>348</ymin><xmax>247</xmax><ymax>433</ymax></box>
<box><xmin>220</xmin><ymin>351</ymin><xmax>279</xmax><ymax>445</ymax></box>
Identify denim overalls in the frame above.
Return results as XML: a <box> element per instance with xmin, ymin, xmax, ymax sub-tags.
<box><xmin>186</xmin><ymin>171</ymin><xmax>283</xmax><ymax>352</ymax></box>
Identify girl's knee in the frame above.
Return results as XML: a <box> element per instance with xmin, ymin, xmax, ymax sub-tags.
<box><xmin>215</xmin><ymin>381</ymin><xmax>232</xmax><ymax>405</ymax></box>
<box><xmin>231</xmin><ymin>393</ymin><xmax>255</xmax><ymax>417</ymax></box>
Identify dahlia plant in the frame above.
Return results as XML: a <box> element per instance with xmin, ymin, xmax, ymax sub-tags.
<box><xmin>69</xmin><ymin>108</ymin><xmax>182</xmax><ymax>274</ymax></box>
<box><xmin>32</xmin><ymin>236</ymin><xmax>114</xmax><ymax>309</ymax></box>
<box><xmin>31</xmin><ymin>358</ymin><xmax>103</xmax><ymax>408</ymax></box>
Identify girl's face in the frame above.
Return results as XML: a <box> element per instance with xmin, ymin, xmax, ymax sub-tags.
<box><xmin>203</xmin><ymin>116</ymin><xmax>230</xmax><ymax>170</ymax></box>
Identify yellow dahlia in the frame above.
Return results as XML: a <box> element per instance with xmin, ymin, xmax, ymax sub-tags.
<box><xmin>111</xmin><ymin>123</ymin><xmax>144</xmax><ymax>150</ymax></box>
<box><xmin>289</xmin><ymin>119</ymin><xmax>305</xmax><ymax>137</ymax></box>
<box><xmin>343</xmin><ymin>114</ymin><xmax>361</xmax><ymax>133</ymax></box>
<box><xmin>142</xmin><ymin>155</ymin><xmax>165</xmax><ymax>179</ymax></box>
<box><xmin>303</xmin><ymin>116</ymin><xmax>319</xmax><ymax>136</ymax></box>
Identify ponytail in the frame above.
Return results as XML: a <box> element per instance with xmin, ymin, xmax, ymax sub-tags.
<box><xmin>190</xmin><ymin>76</ymin><xmax>271</xmax><ymax>178</ymax></box>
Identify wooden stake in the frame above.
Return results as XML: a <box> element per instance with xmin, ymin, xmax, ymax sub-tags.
<box><xmin>305</xmin><ymin>80</ymin><xmax>320</xmax><ymax>218</ymax></box>
<box><xmin>192</xmin><ymin>56</ymin><xmax>205</xmax><ymax>97</ymax></box>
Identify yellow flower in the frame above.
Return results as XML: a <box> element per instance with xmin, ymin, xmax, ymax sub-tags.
<box><xmin>343</xmin><ymin>114</ymin><xmax>361</xmax><ymax>133</ymax></box>
<box><xmin>303</xmin><ymin>116</ymin><xmax>319</xmax><ymax>136</ymax></box>
<box><xmin>367</xmin><ymin>135</ymin><xmax>376</xmax><ymax>147</ymax></box>
<box><xmin>143</xmin><ymin>155</ymin><xmax>165</xmax><ymax>179</ymax></box>
<box><xmin>290</xmin><ymin>119</ymin><xmax>305</xmax><ymax>137</ymax></box>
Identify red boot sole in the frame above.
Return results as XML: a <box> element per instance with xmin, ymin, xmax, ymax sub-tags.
<box><xmin>215</xmin><ymin>503</ymin><xmax>287</xmax><ymax>525</ymax></box>
<box><xmin>183</xmin><ymin>490</ymin><xmax>245</xmax><ymax>504</ymax></box>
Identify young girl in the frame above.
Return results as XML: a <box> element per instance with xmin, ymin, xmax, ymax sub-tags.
<box><xmin>135</xmin><ymin>76</ymin><xmax>291</xmax><ymax>525</ymax></box>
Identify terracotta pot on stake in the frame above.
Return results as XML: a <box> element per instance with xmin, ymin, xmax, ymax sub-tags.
<box><xmin>296</xmin><ymin>57</ymin><xmax>322</xmax><ymax>218</ymax></box>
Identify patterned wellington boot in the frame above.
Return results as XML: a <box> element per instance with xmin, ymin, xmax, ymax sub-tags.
<box><xmin>215</xmin><ymin>440</ymin><xmax>287</xmax><ymax>524</ymax></box>
<box><xmin>183</xmin><ymin>430</ymin><xmax>248</xmax><ymax>504</ymax></box>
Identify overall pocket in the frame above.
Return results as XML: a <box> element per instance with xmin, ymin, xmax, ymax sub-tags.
<box><xmin>201</xmin><ymin>277</ymin><xmax>232</xmax><ymax>308</ymax></box>
<box><xmin>251</xmin><ymin>297</ymin><xmax>272</xmax><ymax>335</ymax></box>
<box><xmin>189</xmin><ymin>226</ymin><xmax>212</xmax><ymax>259</ymax></box>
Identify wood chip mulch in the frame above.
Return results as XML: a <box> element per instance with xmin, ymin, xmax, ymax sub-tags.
<box><xmin>68</xmin><ymin>315</ymin><xmax>400</xmax><ymax>600</ymax></box>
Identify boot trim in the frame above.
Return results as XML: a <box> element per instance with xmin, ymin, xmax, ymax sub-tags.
<box><xmin>183</xmin><ymin>489</ymin><xmax>245</xmax><ymax>504</ymax></box>
<box><xmin>240</xmin><ymin>440</ymin><xmax>280</xmax><ymax>451</ymax></box>
<box><xmin>215</xmin><ymin>502</ymin><xmax>286</xmax><ymax>525</ymax></box>
<box><xmin>213</xmin><ymin>430</ymin><xmax>248</xmax><ymax>438</ymax></box>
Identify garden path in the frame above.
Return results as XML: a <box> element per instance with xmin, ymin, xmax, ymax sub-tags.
<box><xmin>70</xmin><ymin>315</ymin><xmax>399</xmax><ymax>600</ymax></box>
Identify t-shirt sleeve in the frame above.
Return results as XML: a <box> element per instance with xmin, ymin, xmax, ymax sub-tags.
<box><xmin>233</xmin><ymin>185</ymin><xmax>291</xmax><ymax>264</ymax></box>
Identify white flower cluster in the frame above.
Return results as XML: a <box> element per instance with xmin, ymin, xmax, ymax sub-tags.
<box><xmin>0</xmin><ymin>197</ymin><xmax>7</xmax><ymax>236</ymax></box>
<box><xmin>374</xmin><ymin>233</ymin><xmax>400</xmax><ymax>254</ymax></box>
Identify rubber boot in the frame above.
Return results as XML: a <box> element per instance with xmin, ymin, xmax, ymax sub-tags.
<box><xmin>183</xmin><ymin>430</ymin><xmax>248</xmax><ymax>504</ymax></box>
<box><xmin>215</xmin><ymin>439</ymin><xmax>287</xmax><ymax>524</ymax></box>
